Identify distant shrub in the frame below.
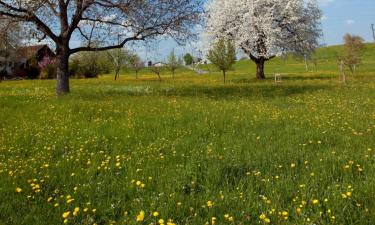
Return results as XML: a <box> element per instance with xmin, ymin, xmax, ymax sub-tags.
<box><xmin>40</xmin><ymin>63</ymin><xmax>57</xmax><ymax>79</ymax></box>
<box><xmin>69</xmin><ymin>52</ymin><xmax>111</xmax><ymax>78</ymax></box>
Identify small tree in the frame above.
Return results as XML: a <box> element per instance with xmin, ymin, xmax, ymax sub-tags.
<box><xmin>130</xmin><ymin>55</ymin><xmax>144</xmax><ymax>79</ymax></box>
<box><xmin>167</xmin><ymin>50</ymin><xmax>180</xmax><ymax>78</ymax></box>
<box><xmin>183</xmin><ymin>53</ymin><xmax>193</xmax><ymax>66</ymax></box>
<box><xmin>106</xmin><ymin>48</ymin><xmax>132</xmax><ymax>80</ymax></box>
<box><xmin>207</xmin><ymin>39</ymin><xmax>236</xmax><ymax>83</ymax></box>
<box><xmin>150</xmin><ymin>65</ymin><xmax>162</xmax><ymax>82</ymax></box>
<box><xmin>342</xmin><ymin>34</ymin><xmax>365</xmax><ymax>74</ymax></box>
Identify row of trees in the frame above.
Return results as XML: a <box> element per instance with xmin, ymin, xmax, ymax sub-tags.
<box><xmin>70</xmin><ymin>49</ymin><xmax>188</xmax><ymax>81</ymax></box>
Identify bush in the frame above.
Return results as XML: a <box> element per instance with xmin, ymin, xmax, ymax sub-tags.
<box><xmin>69</xmin><ymin>52</ymin><xmax>111</xmax><ymax>78</ymax></box>
<box><xmin>40</xmin><ymin>63</ymin><xmax>57</xmax><ymax>79</ymax></box>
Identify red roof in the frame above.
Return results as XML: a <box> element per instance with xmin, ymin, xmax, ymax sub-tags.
<box><xmin>15</xmin><ymin>45</ymin><xmax>51</xmax><ymax>60</ymax></box>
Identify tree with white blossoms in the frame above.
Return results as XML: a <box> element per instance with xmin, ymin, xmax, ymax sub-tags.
<box><xmin>0</xmin><ymin>0</ymin><xmax>203</xmax><ymax>95</ymax></box>
<box><xmin>205</xmin><ymin>0</ymin><xmax>322</xmax><ymax>79</ymax></box>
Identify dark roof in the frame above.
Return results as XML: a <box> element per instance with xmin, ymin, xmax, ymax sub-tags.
<box><xmin>15</xmin><ymin>45</ymin><xmax>51</xmax><ymax>60</ymax></box>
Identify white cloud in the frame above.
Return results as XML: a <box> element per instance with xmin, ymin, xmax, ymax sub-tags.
<box><xmin>345</xmin><ymin>19</ymin><xmax>355</xmax><ymax>25</ymax></box>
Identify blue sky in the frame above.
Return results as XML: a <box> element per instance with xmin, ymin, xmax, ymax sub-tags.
<box><xmin>138</xmin><ymin>0</ymin><xmax>375</xmax><ymax>61</ymax></box>
<box><xmin>319</xmin><ymin>0</ymin><xmax>375</xmax><ymax>45</ymax></box>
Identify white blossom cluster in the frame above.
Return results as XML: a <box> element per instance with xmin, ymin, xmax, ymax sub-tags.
<box><xmin>205</xmin><ymin>0</ymin><xmax>322</xmax><ymax>60</ymax></box>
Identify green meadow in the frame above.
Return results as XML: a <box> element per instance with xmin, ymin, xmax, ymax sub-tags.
<box><xmin>0</xmin><ymin>44</ymin><xmax>374</xmax><ymax>225</ymax></box>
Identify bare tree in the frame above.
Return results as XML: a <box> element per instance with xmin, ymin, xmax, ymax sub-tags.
<box><xmin>167</xmin><ymin>49</ymin><xmax>179</xmax><ymax>78</ymax></box>
<box><xmin>130</xmin><ymin>54</ymin><xmax>144</xmax><ymax>80</ymax></box>
<box><xmin>106</xmin><ymin>48</ymin><xmax>131</xmax><ymax>80</ymax></box>
<box><xmin>342</xmin><ymin>34</ymin><xmax>365</xmax><ymax>74</ymax></box>
<box><xmin>150</xmin><ymin>65</ymin><xmax>162</xmax><ymax>82</ymax></box>
<box><xmin>0</xmin><ymin>1</ymin><xmax>203</xmax><ymax>95</ymax></box>
<box><xmin>0</xmin><ymin>17</ymin><xmax>21</xmax><ymax>78</ymax></box>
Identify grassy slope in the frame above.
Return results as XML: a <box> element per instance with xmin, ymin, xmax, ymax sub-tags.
<box><xmin>0</xmin><ymin>44</ymin><xmax>374</xmax><ymax>225</ymax></box>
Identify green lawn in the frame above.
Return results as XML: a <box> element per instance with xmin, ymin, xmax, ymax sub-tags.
<box><xmin>0</xmin><ymin>45</ymin><xmax>374</xmax><ymax>225</ymax></box>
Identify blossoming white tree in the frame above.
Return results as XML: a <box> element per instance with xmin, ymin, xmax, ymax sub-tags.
<box><xmin>205</xmin><ymin>0</ymin><xmax>322</xmax><ymax>79</ymax></box>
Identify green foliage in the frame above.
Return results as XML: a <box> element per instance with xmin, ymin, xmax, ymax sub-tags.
<box><xmin>69</xmin><ymin>51</ymin><xmax>111</xmax><ymax>78</ymax></box>
<box><xmin>183</xmin><ymin>53</ymin><xmax>193</xmax><ymax>65</ymax></box>
<box><xmin>207</xmin><ymin>39</ymin><xmax>236</xmax><ymax>83</ymax></box>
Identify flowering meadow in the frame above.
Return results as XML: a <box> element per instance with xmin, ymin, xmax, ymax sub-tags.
<box><xmin>0</xmin><ymin>49</ymin><xmax>374</xmax><ymax>224</ymax></box>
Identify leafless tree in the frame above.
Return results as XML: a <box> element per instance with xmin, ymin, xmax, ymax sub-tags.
<box><xmin>342</xmin><ymin>34</ymin><xmax>365</xmax><ymax>74</ymax></box>
<box><xmin>150</xmin><ymin>65</ymin><xmax>162</xmax><ymax>82</ymax></box>
<box><xmin>0</xmin><ymin>0</ymin><xmax>203</xmax><ymax>95</ymax></box>
<box><xmin>167</xmin><ymin>49</ymin><xmax>179</xmax><ymax>78</ymax></box>
<box><xmin>106</xmin><ymin>48</ymin><xmax>132</xmax><ymax>80</ymax></box>
<box><xmin>130</xmin><ymin>54</ymin><xmax>144</xmax><ymax>79</ymax></box>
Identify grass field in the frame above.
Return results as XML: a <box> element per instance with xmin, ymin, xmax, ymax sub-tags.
<box><xmin>0</xmin><ymin>44</ymin><xmax>374</xmax><ymax>225</ymax></box>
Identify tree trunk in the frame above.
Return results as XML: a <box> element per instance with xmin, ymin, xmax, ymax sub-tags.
<box><xmin>114</xmin><ymin>69</ymin><xmax>120</xmax><ymax>80</ymax></box>
<box><xmin>157</xmin><ymin>73</ymin><xmax>162</xmax><ymax>82</ymax></box>
<box><xmin>223</xmin><ymin>70</ymin><xmax>226</xmax><ymax>84</ymax></box>
<box><xmin>255</xmin><ymin>59</ymin><xmax>265</xmax><ymax>79</ymax></box>
<box><xmin>56</xmin><ymin>45</ymin><xmax>70</xmax><ymax>95</ymax></box>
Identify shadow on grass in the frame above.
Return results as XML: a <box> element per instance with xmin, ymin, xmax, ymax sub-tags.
<box><xmin>232</xmin><ymin>74</ymin><xmax>336</xmax><ymax>83</ymax></box>
<box><xmin>73</xmin><ymin>82</ymin><xmax>332</xmax><ymax>101</ymax></box>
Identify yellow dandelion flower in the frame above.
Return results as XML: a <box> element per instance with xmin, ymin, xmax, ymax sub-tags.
<box><xmin>136</xmin><ymin>210</ymin><xmax>145</xmax><ymax>222</ymax></box>
<box><xmin>207</xmin><ymin>201</ymin><xmax>214</xmax><ymax>208</ymax></box>
<box><xmin>62</xmin><ymin>211</ymin><xmax>70</xmax><ymax>219</ymax></box>
<box><xmin>153</xmin><ymin>211</ymin><xmax>159</xmax><ymax>217</ymax></box>
<box><xmin>15</xmin><ymin>187</ymin><xmax>22</xmax><ymax>193</ymax></box>
<box><xmin>73</xmin><ymin>207</ymin><xmax>80</xmax><ymax>216</ymax></box>
<box><xmin>158</xmin><ymin>219</ymin><xmax>165</xmax><ymax>224</ymax></box>
<box><xmin>312</xmin><ymin>199</ymin><xmax>319</xmax><ymax>204</ymax></box>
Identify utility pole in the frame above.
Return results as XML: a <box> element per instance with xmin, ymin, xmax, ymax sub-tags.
<box><xmin>372</xmin><ymin>24</ymin><xmax>375</xmax><ymax>43</ymax></box>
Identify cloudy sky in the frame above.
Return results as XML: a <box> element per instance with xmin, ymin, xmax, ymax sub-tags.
<box><xmin>136</xmin><ymin>0</ymin><xmax>375</xmax><ymax>61</ymax></box>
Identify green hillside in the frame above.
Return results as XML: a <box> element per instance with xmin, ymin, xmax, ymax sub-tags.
<box><xmin>199</xmin><ymin>43</ymin><xmax>375</xmax><ymax>78</ymax></box>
